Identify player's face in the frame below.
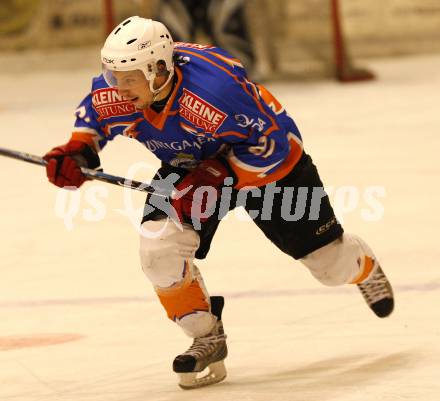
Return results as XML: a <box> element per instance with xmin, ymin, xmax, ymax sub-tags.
<box><xmin>112</xmin><ymin>70</ymin><xmax>153</xmax><ymax>109</ymax></box>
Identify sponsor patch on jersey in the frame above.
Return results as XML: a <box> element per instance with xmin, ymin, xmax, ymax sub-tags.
<box><xmin>178</xmin><ymin>88</ymin><xmax>227</xmax><ymax>134</ymax></box>
<box><xmin>169</xmin><ymin>153</ymin><xmax>198</xmax><ymax>169</ymax></box>
<box><xmin>92</xmin><ymin>87</ymin><xmax>137</xmax><ymax>121</ymax></box>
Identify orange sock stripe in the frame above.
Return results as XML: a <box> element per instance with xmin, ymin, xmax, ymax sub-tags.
<box><xmin>350</xmin><ymin>256</ymin><xmax>375</xmax><ymax>284</ymax></box>
<box><xmin>157</xmin><ymin>280</ymin><xmax>210</xmax><ymax>321</ymax></box>
<box><xmin>155</xmin><ymin>262</ymin><xmax>210</xmax><ymax>321</ymax></box>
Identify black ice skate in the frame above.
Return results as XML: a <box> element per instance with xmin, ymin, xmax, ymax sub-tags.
<box><xmin>357</xmin><ymin>264</ymin><xmax>394</xmax><ymax>318</ymax></box>
<box><xmin>173</xmin><ymin>296</ymin><xmax>228</xmax><ymax>389</ymax></box>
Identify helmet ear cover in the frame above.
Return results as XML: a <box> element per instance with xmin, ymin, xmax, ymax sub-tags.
<box><xmin>156</xmin><ymin>60</ymin><xmax>169</xmax><ymax>76</ymax></box>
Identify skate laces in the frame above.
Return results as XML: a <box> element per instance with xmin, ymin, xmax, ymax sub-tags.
<box><xmin>357</xmin><ymin>267</ymin><xmax>390</xmax><ymax>304</ymax></box>
<box><xmin>183</xmin><ymin>328</ymin><xmax>227</xmax><ymax>359</ymax></box>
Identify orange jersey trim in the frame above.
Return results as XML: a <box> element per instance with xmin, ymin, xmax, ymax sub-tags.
<box><xmin>206</xmin><ymin>51</ymin><xmax>243</xmax><ymax>68</ymax></box>
<box><xmin>102</xmin><ymin>118</ymin><xmax>144</xmax><ymax>139</ymax></box>
<box><xmin>228</xmin><ymin>136</ymin><xmax>304</xmax><ymax>189</ymax></box>
<box><xmin>142</xmin><ymin>67</ymin><xmax>183</xmax><ymax>131</ymax></box>
<box><xmin>257</xmin><ymin>84</ymin><xmax>284</xmax><ymax>115</ymax></box>
<box><xmin>179</xmin><ymin>121</ymin><xmax>198</xmax><ymax>134</ymax></box>
<box><xmin>214</xmin><ymin>130</ymin><xmax>249</xmax><ymax>140</ymax></box>
<box><xmin>71</xmin><ymin>132</ymin><xmax>99</xmax><ymax>151</ymax></box>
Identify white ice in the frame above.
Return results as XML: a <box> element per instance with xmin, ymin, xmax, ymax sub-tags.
<box><xmin>1</xmin><ymin>51</ymin><xmax>439</xmax><ymax>401</ymax></box>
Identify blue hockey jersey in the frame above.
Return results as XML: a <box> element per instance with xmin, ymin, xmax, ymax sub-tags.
<box><xmin>71</xmin><ymin>42</ymin><xmax>304</xmax><ymax>189</ymax></box>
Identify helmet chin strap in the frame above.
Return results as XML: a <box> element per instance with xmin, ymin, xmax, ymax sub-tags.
<box><xmin>150</xmin><ymin>69</ymin><xmax>175</xmax><ymax>103</ymax></box>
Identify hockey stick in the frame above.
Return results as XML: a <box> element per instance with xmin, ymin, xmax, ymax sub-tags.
<box><xmin>0</xmin><ymin>146</ymin><xmax>166</xmax><ymax>196</ymax></box>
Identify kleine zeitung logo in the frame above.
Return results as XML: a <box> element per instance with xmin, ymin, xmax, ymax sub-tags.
<box><xmin>178</xmin><ymin>88</ymin><xmax>227</xmax><ymax>134</ymax></box>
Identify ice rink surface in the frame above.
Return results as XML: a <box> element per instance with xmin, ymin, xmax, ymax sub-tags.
<box><xmin>1</xmin><ymin>52</ymin><xmax>439</xmax><ymax>401</ymax></box>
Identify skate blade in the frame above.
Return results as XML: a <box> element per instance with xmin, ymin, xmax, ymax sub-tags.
<box><xmin>178</xmin><ymin>360</ymin><xmax>227</xmax><ymax>390</ymax></box>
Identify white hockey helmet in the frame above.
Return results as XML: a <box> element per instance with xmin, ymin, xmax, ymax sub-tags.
<box><xmin>101</xmin><ymin>16</ymin><xmax>174</xmax><ymax>94</ymax></box>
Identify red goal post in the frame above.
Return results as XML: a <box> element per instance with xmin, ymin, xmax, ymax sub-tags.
<box><xmin>244</xmin><ymin>0</ymin><xmax>375</xmax><ymax>82</ymax></box>
<box><xmin>330</xmin><ymin>0</ymin><xmax>375</xmax><ymax>82</ymax></box>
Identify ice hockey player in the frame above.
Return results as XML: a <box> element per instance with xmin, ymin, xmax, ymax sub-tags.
<box><xmin>42</xmin><ymin>17</ymin><xmax>394</xmax><ymax>389</ymax></box>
